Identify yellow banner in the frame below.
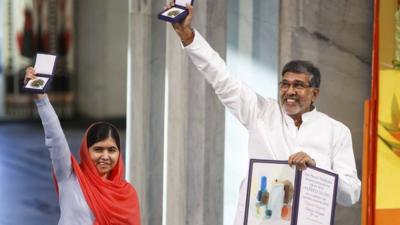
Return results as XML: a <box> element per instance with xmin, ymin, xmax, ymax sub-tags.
<box><xmin>376</xmin><ymin>70</ymin><xmax>400</xmax><ymax>209</ymax></box>
<box><xmin>374</xmin><ymin>1</ymin><xmax>400</xmax><ymax>224</ymax></box>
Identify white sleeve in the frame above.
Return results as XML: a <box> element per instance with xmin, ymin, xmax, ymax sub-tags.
<box><xmin>35</xmin><ymin>96</ymin><xmax>72</xmax><ymax>181</ymax></box>
<box><xmin>184</xmin><ymin>29</ymin><xmax>273</xmax><ymax>129</ymax></box>
<box><xmin>332</xmin><ymin>126</ymin><xmax>361</xmax><ymax>206</ymax></box>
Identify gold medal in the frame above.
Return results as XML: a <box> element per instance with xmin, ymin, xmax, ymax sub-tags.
<box><xmin>168</xmin><ymin>10</ymin><xmax>180</xmax><ymax>17</ymax></box>
<box><xmin>31</xmin><ymin>78</ymin><xmax>45</xmax><ymax>88</ymax></box>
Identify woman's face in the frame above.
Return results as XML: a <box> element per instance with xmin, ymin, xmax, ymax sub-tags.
<box><xmin>88</xmin><ymin>137</ymin><xmax>120</xmax><ymax>179</ymax></box>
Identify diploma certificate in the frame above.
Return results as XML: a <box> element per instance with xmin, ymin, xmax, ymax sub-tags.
<box><xmin>244</xmin><ymin>159</ymin><xmax>338</xmax><ymax>225</ymax></box>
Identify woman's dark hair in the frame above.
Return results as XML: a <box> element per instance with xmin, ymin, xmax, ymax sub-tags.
<box><xmin>87</xmin><ymin>122</ymin><xmax>120</xmax><ymax>149</ymax></box>
<box><xmin>281</xmin><ymin>60</ymin><xmax>321</xmax><ymax>88</ymax></box>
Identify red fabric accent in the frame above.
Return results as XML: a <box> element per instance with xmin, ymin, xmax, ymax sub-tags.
<box><xmin>368</xmin><ymin>0</ymin><xmax>380</xmax><ymax>225</ymax></box>
<box><xmin>68</xmin><ymin>126</ymin><xmax>141</xmax><ymax>225</ymax></box>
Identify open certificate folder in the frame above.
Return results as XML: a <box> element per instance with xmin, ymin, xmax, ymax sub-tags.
<box><xmin>244</xmin><ymin>159</ymin><xmax>338</xmax><ymax>225</ymax></box>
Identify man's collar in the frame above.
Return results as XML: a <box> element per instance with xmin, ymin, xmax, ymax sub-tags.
<box><xmin>282</xmin><ymin>107</ymin><xmax>318</xmax><ymax>127</ymax></box>
<box><xmin>301</xmin><ymin>107</ymin><xmax>318</xmax><ymax>123</ymax></box>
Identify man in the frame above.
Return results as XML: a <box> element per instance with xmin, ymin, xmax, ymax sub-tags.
<box><xmin>170</xmin><ymin>3</ymin><xmax>361</xmax><ymax>224</ymax></box>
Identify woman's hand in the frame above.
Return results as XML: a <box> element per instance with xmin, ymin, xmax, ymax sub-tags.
<box><xmin>165</xmin><ymin>1</ymin><xmax>195</xmax><ymax>46</ymax></box>
<box><xmin>24</xmin><ymin>67</ymin><xmax>46</xmax><ymax>100</ymax></box>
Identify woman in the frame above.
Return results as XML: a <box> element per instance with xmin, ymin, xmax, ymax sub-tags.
<box><xmin>25</xmin><ymin>67</ymin><xmax>141</xmax><ymax>225</ymax></box>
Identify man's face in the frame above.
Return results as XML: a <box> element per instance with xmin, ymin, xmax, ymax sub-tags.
<box><xmin>279</xmin><ymin>72</ymin><xmax>319</xmax><ymax>119</ymax></box>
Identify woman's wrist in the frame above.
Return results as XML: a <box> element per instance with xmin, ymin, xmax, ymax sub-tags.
<box><xmin>34</xmin><ymin>93</ymin><xmax>47</xmax><ymax>100</ymax></box>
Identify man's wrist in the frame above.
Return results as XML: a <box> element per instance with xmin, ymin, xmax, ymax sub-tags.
<box><xmin>180</xmin><ymin>27</ymin><xmax>194</xmax><ymax>46</ymax></box>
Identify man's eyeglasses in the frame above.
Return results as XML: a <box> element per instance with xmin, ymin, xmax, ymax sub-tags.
<box><xmin>279</xmin><ymin>81</ymin><xmax>312</xmax><ymax>91</ymax></box>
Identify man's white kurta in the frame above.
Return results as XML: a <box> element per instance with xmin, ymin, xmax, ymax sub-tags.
<box><xmin>184</xmin><ymin>30</ymin><xmax>361</xmax><ymax>225</ymax></box>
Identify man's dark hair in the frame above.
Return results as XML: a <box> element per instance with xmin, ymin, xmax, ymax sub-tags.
<box><xmin>87</xmin><ymin>122</ymin><xmax>120</xmax><ymax>149</ymax></box>
<box><xmin>281</xmin><ymin>60</ymin><xmax>321</xmax><ymax>88</ymax></box>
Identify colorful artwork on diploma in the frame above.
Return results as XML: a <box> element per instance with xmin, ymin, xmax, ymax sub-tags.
<box><xmin>245</xmin><ymin>161</ymin><xmax>296</xmax><ymax>225</ymax></box>
<box><xmin>246</xmin><ymin>160</ymin><xmax>338</xmax><ymax>225</ymax></box>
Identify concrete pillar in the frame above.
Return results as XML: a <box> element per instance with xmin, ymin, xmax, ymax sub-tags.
<box><xmin>252</xmin><ymin>0</ymin><xmax>279</xmax><ymax>66</ymax></box>
<box><xmin>75</xmin><ymin>0</ymin><xmax>128</xmax><ymax>118</ymax></box>
<box><xmin>127</xmin><ymin>0</ymin><xmax>226</xmax><ymax>224</ymax></box>
<box><xmin>280</xmin><ymin>1</ymin><xmax>373</xmax><ymax>224</ymax></box>
<box><xmin>127</xmin><ymin>0</ymin><xmax>166</xmax><ymax>225</ymax></box>
<box><xmin>237</xmin><ymin>0</ymin><xmax>252</xmax><ymax>56</ymax></box>
<box><xmin>163</xmin><ymin>0</ymin><xmax>226</xmax><ymax>224</ymax></box>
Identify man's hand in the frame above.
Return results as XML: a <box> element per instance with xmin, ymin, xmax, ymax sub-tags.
<box><xmin>166</xmin><ymin>2</ymin><xmax>194</xmax><ymax>46</ymax></box>
<box><xmin>288</xmin><ymin>151</ymin><xmax>316</xmax><ymax>171</ymax></box>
